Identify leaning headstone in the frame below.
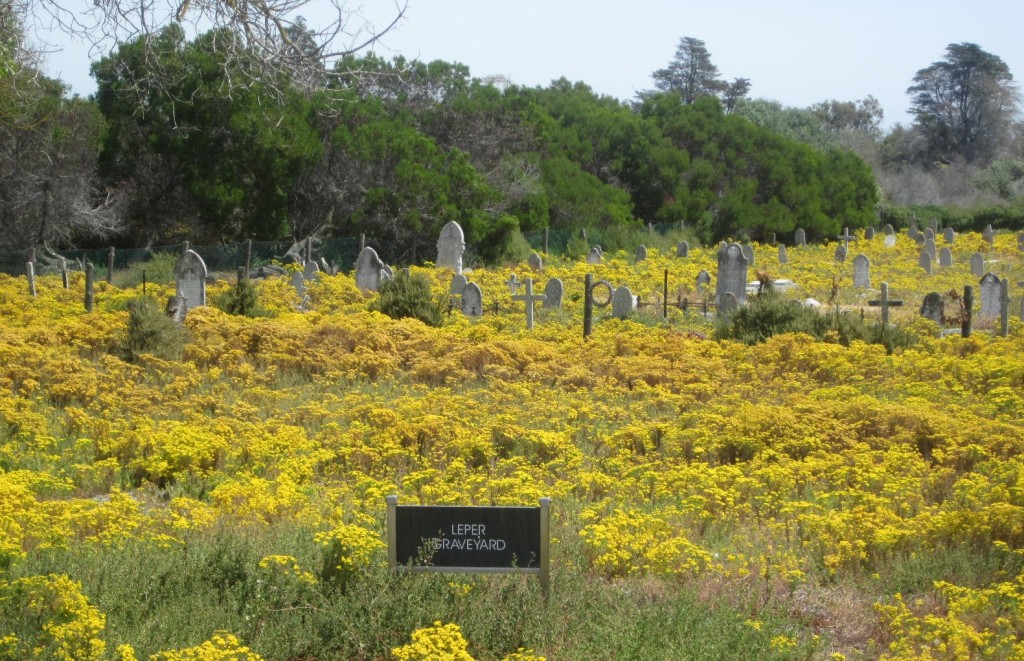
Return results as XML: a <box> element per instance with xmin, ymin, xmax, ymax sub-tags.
<box><xmin>355</xmin><ymin>246</ymin><xmax>392</xmax><ymax>291</ymax></box>
<box><xmin>778</xmin><ymin>244</ymin><xmax>788</xmax><ymax>265</ymax></box>
<box><xmin>741</xmin><ymin>244</ymin><xmax>755</xmax><ymax>267</ymax></box>
<box><xmin>853</xmin><ymin>254</ymin><xmax>870</xmax><ymax>288</ymax></box>
<box><xmin>436</xmin><ymin>221</ymin><xmax>466</xmax><ymax>273</ymax></box>
<box><xmin>696</xmin><ymin>270</ymin><xmax>711</xmax><ymax>287</ymax></box>
<box><xmin>924</xmin><ymin>237</ymin><xmax>937</xmax><ymax>262</ymax></box>
<box><xmin>543</xmin><ymin>278</ymin><xmax>564</xmax><ymax>309</ymax></box>
<box><xmin>635</xmin><ymin>245</ymin><xmax>648</xmax><ymax>262</ymax></box>
<box><xmin>920</xmin><ymin>292</ymin><xmax>944</xmax><ymax>324</ymax></box>
<box><xmin>982</xmin><ymin>224</ymin><xmax>994</xmax><ymax>246</ymax></box>
<box><xmin>166</xmin><ymin>296</ymin><xmax>187</xmax><ymax>324</ymax></box>
<box><xmin>676</xmin><ymin>241</ymin><xmax>690</xmax><ymax>258</ymax></box>
<box><xmin>586</xmin><ymin>247</ymin><xmax>602</xmax><ymax>264</ymax></box>
<box><xmin>979</xmin><ymin>273</ymin><xmax>1001</xmax><ymax>318</ymax></box>
<box><xmin>943</xmin><ymin>227</ymin><xmax>955</xmax><ymax>244</ymax></box>
<box><xmin>611</xmin><ymin>285</ymin><xmax>636</xmax><ymax>320</ymax></box>
<box><xmin>461</xmin><ymin>282</ymin><xmax>483</xmax><ymax>317</ymax></box>
<box><xmin>174</xmin><ymin>249</ymin><xmax>207</xmax><ymax>310</ymax></box>
<box><xmin>970</xmin><ymin>253</ymin><xmax>985</xmax><ymax>277</ymax></box>
<box><xmin>834</xmin><ymin>244</ymin><xmax>847</xmax><ymax>263</ymax></box>
<box><xmin>794</xmin><ymin>228</ymin><xmax>806</xmax><ymax>246</ymax></box>
<box><xmin>450</xmin><ymin>273</ymin><xmax>468</xmax><ymax>296</ymax></box>
<box><xmin>527</xmin><ymin>252</ymin><xmax>543</xmax><ymax>272</ymax></box>
<box><xmin>303</xmin><ymin>260</ymin><xmax>320</xmax><ymax>282</ymax></box>
<box><xmin>290</xmin><ymin>270</ymin><xmax>306</xmax><ymax>297</ymax></box>
<box><xmin>918</xmin><ymin>250</ymin><xmax>932</xmax><ymax>274</ymax></box>
<box><xmin>715</xmin><ymin>242</ymin><xmax>748</xmax><ymax>308</ymax></box>
<box><xmin>939</xmin><ymin>247</ymin><xmax>953</xmax><ymax>268</ymax></box>
<box><xmin>865</xmin><ymin>227</ymin><xmax>875</xmax><ymax>240</ymax></box>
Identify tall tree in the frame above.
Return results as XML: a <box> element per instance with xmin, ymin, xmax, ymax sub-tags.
<box><xmin>907</xmin><ymin>42</ymin><xmax>1020</xmax><ymax>165</ymax></box>
<box><xmin>652</xmin><ymin>37</ymin><xmax>726</xmax><ymax>105</ymax></box>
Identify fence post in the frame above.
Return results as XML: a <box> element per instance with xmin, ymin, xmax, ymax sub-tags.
<box><xmin>106</xmin><ymin>247</ymin><xmax>115</xmax><ymax>284</ymax></box>
<box><xmin>60</xmin><ymin>257</ymin><xmax>68</xmax><ymax>290</ymax></box>
<box><xmin>26</xmin><ymin>247</ymin><xmax>35</xmax><ymax>265</ymax></box>
<box><xmin>663</xmin><ymin>269</ymin><xmax>668</xmax><ymax>319</ymax></box>
<box><xmin>85</xmin><ymin>263</ymin><xmax>94</xmax><ymax>312</ymax></box>
<box><xmin>543</xmin><ymin>227</ymin><xmax>549</xmax><ymax>254</ymax></box>
<box><xmin>583</xmin><ymin>274</ymin><xmax>594</xmax><ymax>339</ymax></box>
<box><xmin>26</xmin><ymin>262</ymin><xmax>36</xmax><ymax>298</ymax></box>
<box><xmin>244</xmin><ymin>239</ymin><xmax>252</xmax><ymax>279</ymax></box>
<box><xmin>304</xmin><ymin>236</ymin><xmax>312</xmax><ymax>262</ymax></box>
<box><xmin>999</xmin><ymin>278</ymin><xmax>1010</xmax><ymax>338</ymax></box>
<box><xmin>962</xmin><ymin>285</ymin><xmax>973</xmax><ymax>338</ymax></box>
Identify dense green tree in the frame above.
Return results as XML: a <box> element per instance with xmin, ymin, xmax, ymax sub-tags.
<box><xmin>650</xmin><ymin>37</ymin><xmax>749</xmax><ymax>111</ymax></box>
<box><xmin>908</xmin><ymin>43</ymin><xmax>1020</xmax><ymax>165</ymax></box>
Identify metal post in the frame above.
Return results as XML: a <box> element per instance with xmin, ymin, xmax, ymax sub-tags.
<box><xmin>583</xmin><ymin>274</ymin><xmax>594</xmax><ymax>339</ymax></box>
<box><xmin>663</xmin><ymin>269</ymin><xmax>668</xmax><ymax>319</ymax></box>
<box><xmin>60</xmin><ymin>258</ymin><xmax>68</xmax><ymax>290</ymax></box>
<box><xmin>244</xmin><ymin>239</ymin><xmax>252</xmax><ymax>279</ymax></box>
<box><xmin>84</xmin><ymin>263</ymin><xmax>94</xmax><ymax>312</ymax></box>
<box><xmin>539</xmin><ymin>497</ymin><xmax>551</xmax><ymax>605</ymax></box>
<box><xmin>880</xmin><ymin>282</ymin><xmax>889</xmax><ymax>325</ymax></box>
<box><xmin>386</xmin><ymin>495</ymin><xmax>398</xmax><ymax>568</ymax></box>
<box><xmin>106</xmin><ymin>247</ymin><xmax>115</xmax><ymax>284</ymax></box>
<box><xmin>962</xmin><ymin>286</ymin><xmax>973</xmax><ymax>338</ymax></box>
<box><xmin>999</xmin><ymin>278</ymin><xmax>1010</xmax><ymax>338</ymax></box>
<box><xmin>142</xmin><ymin>271</ymin><xmax>147</xmax><ymax>296</ymax></box>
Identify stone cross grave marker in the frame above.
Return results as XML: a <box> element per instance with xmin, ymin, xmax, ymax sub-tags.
<box><xmin>794</xmin><ymin>228</ymin><xmax>806</xmax><ymax>246</ymax></box>
<box><xmin>838</xmin><ymin>227</ymin><xmax>856</xmax><ymax>249</ymax></box>
<box><xmin>174</xmin><ymin>249</ymin><xmax>208</xmax><ymax>310</ymax></box>
<box><xmin>715</xmin><ymin>243</ymin><xmax>748</xmax><ymax>309</ymax></box>
<box><xmin>853</xmin><ymin>254</ymin><xmax>870</xmax><ymax>288</ymax></box>
<box><xmin>611</xmin><ymin>285</ymin><xmax>636</xmax><ymax>320</ymax></box>
<box><xmin>676</xmin><ymin>241</ymin><xmax>689</xmax><ymax>258</ymax></box>
<box><xmin>635</xmin><ymin>245</ymin><xmax>648</xmax><ymax>262</ymax></box>
<box><xmin>868</xmin><ymin>282</ymin><xmax>903</xmax><ymax>325</ymax></box>
<box><xmin>939</xmin><ymin>247</ymin><xmax>953</xmax><ymax>268</ymax></box>
<box><xmin>919</xmin><ymin>292</ymin><xmax>944</xmax><ymax>324</ymax></box>
<box><xmin>355</xmin><ymin>246</ymin><xmax>391</xmax><ymax>291</ymax></box>
<box><xmin>970</xmin><ymin>253</ymin><xmax>985</xmax><ymax>277</ymax></box>
<box><xmin>979</xmin><ymin>273</ymin><xmax>1001</xmax><ymax>318</ymax></box>
<box><xmin>512</xmin><ymin>278</ymin><xmax>546</xmax><ymax>330</ymax></box>
<box><xmin>778</xmin><ymin>244</ymin><xmax>788</xmax><ymax>265</ymax></box>
<box><xmin>505</xmin><ymin>273</ymin><xmax>521</xmax><ymax>295</ymax></box>
<box><xmin>461</xmin><ymin>281</ymin><xmax>483</xmax><ymax>317</ymax></box>
<box><xmin>436</xmin><ymin>221</ymin><xmax>466</xmax><ymax>273</ymax></box>
<box><xmin>543</xmin><ymin>278</ymin><xmax>564</xmax><ymax>309</ymax></box>
<box><xmin>943</xmin><ymin>227</ymin><xmax>955</xmax><ymax>244</ymax></box>
<box><xmin>527</xmin><ymin>252</ymin><xmax>543</xmax><ymax>272</ymax></box>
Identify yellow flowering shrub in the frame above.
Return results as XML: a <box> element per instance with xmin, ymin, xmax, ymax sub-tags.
<box><xmin>150</xmin><ymin>632</ymin><xmax>264</xmax><ymax>661</ymax></box>
<box><xmin>391</xmin><ymin>621</ymin><xmax>474</xmax><ymax>661</ymax></box>
<box><xmin>0</xmin><ymin>574</ymin><xmax>107</xmax><ymax>661</ymax></box>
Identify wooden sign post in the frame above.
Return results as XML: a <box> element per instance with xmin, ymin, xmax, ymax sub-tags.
<box><xmin>387</xmin><ymin>495</ymin><xmax>551</xmax><ymax>602</ymax></box>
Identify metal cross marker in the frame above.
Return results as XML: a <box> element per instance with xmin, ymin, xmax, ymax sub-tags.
<box><xmin>837</xmin><ymin>227</ymin><xmax>857</xmax><ymax>248</ymax></box>
<box><xmin>512</xmin><ymin>278</ymin><xmax>546</xmax><ymax>330</ymax></box>
<box><xmin>867</xmin><ymin>282</ymin><xmax>904</xmax><ymax>325</ymax></box>
<box><xmin>505</xmin><ymin>273</ymin><xmax>521</xmax><ymax>295</ymax></box>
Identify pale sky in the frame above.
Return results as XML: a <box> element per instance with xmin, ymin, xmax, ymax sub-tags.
<box><xmin>42</xmin><ymin>0</ymin><xmax>1024</xmax><ymax>129</ymax></box>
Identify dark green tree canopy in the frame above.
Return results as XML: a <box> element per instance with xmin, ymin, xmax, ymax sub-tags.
<box><xmin>650</xmin><ymin>37</ymin><xmax>750</xmax><ymax>111</ymax></box>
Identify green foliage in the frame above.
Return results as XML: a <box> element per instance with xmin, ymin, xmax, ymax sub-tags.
<box><xmin>475</xmin><ymin>215</ymin><xmax>533</xmax><ymax>265</ymax></box>
<box><xmin>212</xmin><ymin>275</ymin><xmax>266</xmax><ymax>317</ymax></box>
<box><xmin>369</xmin><ymin>270</ymin><xmax>446</xmax><ymax>327</ymax></box>
<box><xmin>118</xmin><ymin>297</ymin><xmax>188</xmax><ymax>362</ymax></box>
<box><xmin>116</xmin><ymin>252</ymin><xmax>179</xmax><ymax>288</ymax></box>
<box><xmin>715</xmin><ymin>289</ymin><xmax>915</xmax><ymax>353</ymax></box>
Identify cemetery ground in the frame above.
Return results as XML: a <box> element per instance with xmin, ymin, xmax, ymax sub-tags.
<box><xmin>1</xmin><ymin>230</ymin><xmax>1023</xmax><ymax>660</ymax></box>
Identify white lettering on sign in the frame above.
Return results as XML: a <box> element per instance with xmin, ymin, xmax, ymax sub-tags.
<box><xmin>437</xmin><ymin>537</ymin><xmax>507</xmax><ymax>551</ymax></box>
<box><xmin>451</xmin><ymin>524</ymin><xmax>486</xmax><ymax>536</ymax></box>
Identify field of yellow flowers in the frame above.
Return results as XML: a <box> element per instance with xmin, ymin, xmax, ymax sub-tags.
<box><xmin>1</xmin><ymin>230</ymin><xmax>1022</xmax><ymax>660</ymax></box>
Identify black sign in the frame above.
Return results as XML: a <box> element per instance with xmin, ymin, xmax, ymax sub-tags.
<box><xmin>394</xmin><ymin>505</ymin><xmax>541</xmax><ymax>570</ymax></box>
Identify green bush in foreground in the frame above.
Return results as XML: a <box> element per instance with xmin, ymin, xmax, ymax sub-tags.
<box><xmin>370</xmin><ymin>270</ymin><xmax>446</xmax><ymax>327</ymax></box>
<box><xmin>119</xmin><ymin>297</ymin><xmax>188</xmax><ymax>362</ymax></box>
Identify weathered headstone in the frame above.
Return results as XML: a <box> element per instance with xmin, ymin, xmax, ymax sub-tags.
<box><xmin>982</xmin><ymin>224</ymin><xmax>994</xmax><ymax>246</ymax></box>
<box><xmin>979</xmin><ymin>273</ymin><xmax>1001</xmax><ymax>318</ymax></box>
<box><xmin>923</xmin><ymin>228</ymin><xmax>935</xmax><ymax>244</ymax></box>
<box><xmin>853</xmin><ymin>254</ymin><xmax>870</xmax><ymax>288</ymax></box>
<box><xmin>929</xmin><ymin>218</ymin><xmax>939</xmax><ymax>234</ymax></box>
<box><xmin>461</xmin><ymin>282</ymin><xmax>483</xmax><ymax>317</ymax></box>
<box><xmin>611</xmin><ymin>285</ymin><xmax>636</xmax><ymax>320</ymax></box>
<box><xmin>586</xmin><ymin>247</ymin><xmax>602</xmax><ymax>264</ymax></box>
<box><xmin>290</xmin><ymin>270</ymin><xmax>306</xmax><ymax>297</ymax></box>
<box><xmin>166</xmin><ymin>296</ymin><xmax>187</xmax><ymax>324</ymax></box>
<box><xmin>939</xmin><ymin>247</ymin><xmax>953</xmax><ymax>268</ymax></box>
<box><xmin>920</xmin><ymin>292</ymin><xmax>944</xmax><ymax>324</ymax></box>
<box><xmin>794</xmin><ymin>228</ymin><xmax>806</xmax><ymax>246</ymax></box>
<box><xmin>864</xmin><ymin>227</ymin><xmax>875</xmax><ymax>240</ymax></box>
<box><xmin>527</xmin><ymin>252</ymin><xmax>543</xmax><ymax>272</ymax></box>
<box><xmin>303</xmin><ymin>259</ymin><xmax>320</xmax><ymax>282</ymax></box>
<box><xmin>834</xmin><ymin>244</ymin><xmax>847</xmax><ymax>263</ymax></box>
<box><xmin>943</xmin><ymin>227</ymin><xmax>955</xmax><ymax>244</ymax></box>
<box><xmin>635</xmin><ymin>245</ymin><xmax>648</xmax><ymax>262</ymax></box>
<box><xmin>505</xmin><ymin>273</ymin><xmax>521</xmax><ymax>295</ymax></box>
<box><xmin>543</xmin><ymin>278</ymin><xmax>563</xmax><ymax>309</ymax></box>
<box><xmin>741</xmin><ymin>244</ymin><xmax>755</xmax><ymax>267</ymax></box>
<box><xmin>174</xmin><ymin>249</ymin><xmax>207</xmax><ymax>310</ymax></box>
<box><xmin>696</xmin><ymin>270</ymin><xmax>711</xmax><ymax>287</ymax></box>
<box><xmin>918</xmin><ymin>250</ymin><xmax>933</xmax><ymax>274</ymax></box>
<box><xmin>355</xmin><ymin>247</ymin><xmax>392</xmax><ymax>291</ymax></box>
<box><xmin>908</xmin><ymin>221</ymin><xmax>920</xmax><ymax>241</ymax></box>
<box><xmin>970</xmin><ymin>252</ymin><xmax>985</xmax><ymax>277</ymax></box>
<box><xmin>719</xmin><ymin>291</ymin><xmax>739</xmax><ymax>315</ymax></box>
<box><xmin>884</xmin><ymin>223</ymin><xmax>895</xmax><ymax>237</ymax></box>
<box><xmin>511</xmin><ymin>278</ymin><xmax>546</xmax><ymax>330</ymax></box>
<box><xmin>436</xmin><ymin>221</ymin><xmax>466</xmax><ymax>273</ymax></box>
<box><xmin>884</xmin><ymin>234</ymin><xmax>896</xmax><ymax>248</ymax></box>
<box><xmin>450</xmin><ymin>273</ymin><xmax>468</xmax><ymax>296</ymax></box>
<box><xmin>924</xmin><ymin>237</ymin><xmax>937</xmax><ymax>262</ymax></box>
<box><xmin>778</xmin><ymin>244</ymin><xmax>788</xmax><ymax>265</ymax></box>
<box><xmin>715</xmin><ymin>243</ymin><xmax>748</xmax><ymax>308</ymax></box>
<box><xmin>676</xmin><ymin>241</ymin><xmax>690</xmax><ymax>258</ymax></box>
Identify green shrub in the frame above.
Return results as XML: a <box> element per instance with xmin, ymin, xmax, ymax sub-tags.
<box><xmin>119</xmin><ymin>297</ymin><xmax>188</xmax><ymax>362</ymax></box>
<box><xmin>369</xmin><ymin>271</ymin><xmax>446</xmax><ymax>327</ymax></box>
<box><xmin>476</xmin><ymin>215</ymin><xmax>534</xmax><ymax>265</ymax></box>
<box><xmin>116</xmin><ymin>251</ymin><xmax>180</xmax><ymax>288</ymax></box>
<box><xmin>212</xmin><ymin>273</ymin><xmax>266</xmax><ymax>317</ymax></box>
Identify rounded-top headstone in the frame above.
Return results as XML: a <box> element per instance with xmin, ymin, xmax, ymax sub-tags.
<box><xmin>778</xmin><ymin>244</ymin><xmax>788</xmax><ymax>265</ymax></box>
<box><xmin>865</xmin><ymin>227</ymin><xmax>875</xmax><ymax>240</ymax></box>
<box><xmin>715</xmin><ymin>243</ymin><xmax>748</xmax><ymax>307</ymax></box>
<box><xmin>611</xmin><ymin>285</ymin><xmax>636</xmax><ymax>319</ymax></box>
<box><xmin>586</xmin><ymin>247</ymin><xmax>602</xmax><ymax>264</ymax></box>
<box><xmin>461</xmin><ymin>281</ymin><xmax>483</xmax><ymax>317</ymax></box>
<box><xmin>676</xmin><ymin>241</ymin><xmax>690</xmax><ymax>258</ymax></box>
<box><xmin>450</xmin><ymin>273</ymin><xmax>469</xmax><ymax>295</ymax></box>
<box><xmin>527</xmin><ymin>252</ymin><xmax>543</xmax><ymax>271</ymax></box>
<box><xmin>635</xmin><ymin>245</ymin><xmax>648</xmax><ymax>262</ymax></box>
<box><xmin>436</xmin><ymin>221</ymin><xmax>466</xmax><ymax>273</ymax></box>
<box><xmin>543</xmin><ymin>278</ymin><xmax>563</xmax><ymax>309</ymax></box>
<box><xmin>355</xmin><ymin>246</ymin><xmax>391</xmax><ymax>291</ymax></box>
<box><xmin>174</xmin><ymin>249</ymin><xmax>208</xmax><ymax>309</ymax></box>
<box><xmin>794</xmin><ymin>228</ymin><xmax>806</xmax><ymax>246</ymax></box>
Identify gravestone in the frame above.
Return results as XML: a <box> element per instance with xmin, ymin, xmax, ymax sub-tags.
<box><xmin>290</xmin><ymin>270</ymin><xmax>306</xmax><ymax>297</ymax></box>
<box><xmin>741</xmin><ymin>244</ymin><xmax>755</xmax><ymax>267</ymax></box>
<box><xmin>766</xmin><ymin>231</ymin><xmax>776</xmax><ymax>245</ymax></box>
<box><xmin>719</xmin><ymin>291</ymin><xmax>739</xmax><ymax>315</ymax></box>
<box><xmin>355</xmin><ymin>246</ymin><xmax>392</xmax><ymax>291</ymax></box>
<box><xmin>505</xmin><ymin>273</ymin><xmax>521</xmax><ymax>295</ymax></box>
<box><xmin>868</xmin><ymin>282</ymin><xmax>903</xmax><ymax>325</ymax></box>
<box><xmin>834</xmin><ymin>244</ymin><xmax>847</xmax><ymax>263</ymax></box>
<box><xmin>166</xmin><ymin>296</ymin><xmax>187</xmax><ymax>324</ymax></box>
<box><xmin>920</xmin><ymin>292</ymin><xmax>944</xmax><ymax>324</ymax></box>
<box><xmin>939</xmin><ymin>247</ymin><xmax>953</xmax><ymax>268</ymax></box>
<box><xmin>696</xmin><ymin>270</ymin><xmax>711</xmax><ymax>287</ymax></box>
<box><xmin>924</xmin><ymin>237</ymin><xmax>937</xmax><ymax>262</ymax></box>
<box><xmin>943</xmin><ymin>227</ymin><xmax>955</xmax><ymax>244</ymax></box>
<box><xmin>982</xmin><ymin>224</ymin><xmax>994</xmax><ymax>246</ymax></box>
<box><xmin>611</xmin><ymin>285</ymin><xmax>636</xmax><ymax>320</ymax></box>
<box><xmin>450</xmin><ymin>273</ymin><xmax>468</xmax><ymax>296</ymax></box>
<box><xmin>865</xmin><ymin>227</ymin><xmax>875</xmax><ymax>240</ymax></box>
<box><xmin>586</xmin><ymin>247</ymin><xmax>602</xmax><ymax>264</ymax></box>
<box><xmin>884</xmin><ymin>223</ymin><xmax>895</xmax><ymax>237</ymax></box>
<box><xmin>923</xmin><ymin>228</ymin><xmax>935</xmax><ymax>243</ymax></box>
<box><xmin>676</xmin><ymin>241</ymin><xmax>690</xmax><ymax>258</ymax></box>
<box><xmin>853</xmin><ymin>254</ymin><xmax>870</xmax><ymax>288</ymax></box>
<box><xmin>908</xmin><ymin>221</ymin><xmax>920</xmax><ymax>241</ymax></box>
<box><xmin>778</xmin><ymin>244</ymin><xmax>788</xmax><ymax>265</ymax></box>
<box><xmin>436</xmin><ymin>221</ymin><xmax>466</xmax><ymax>273</ymax></box>
<box><xmin>303</xmin><ymin>260</ymin><xmax>320</xmax><ymax>282</ymax></box>
<box><xmin>543</xmin><ymin>278</ymin><xmax>564</xmax><ymax>309</ymax></box>
<box><xmin>461</xmin><ymin>282</ymin><xmax>483</xmax><ymax>317</ymax></box>
<box><xmin>979</xmin><ymin>273</ymin><xmax>1001</xmax><ymax>318</ymax></box>
<box><xmin>635</xmin><ymin>245</ymin><xmax>648</xmax><ymax>262</ymax></box>
<box><xmin>527</xmin><ymin>252</ymin><xmax>543</xmax><ymax>272</ymax></box>
<box><xmin>512</xmin><ymin>278</ymin><xmax>546</xmax><ymax>330</ymax></box>
<box><xmin>918</xmin><ymin>250</ymin><xmax>933</xmax><ymax>274</ymax></box>
<box><xmin>885</xmin><ymin>234</ymin><xmax>896</xmax><ymax>248</ymax></box>
<box><xmin>794</xmin><ymin>228</ymin><xmax>806</xmax><ymax>246</ymax></box>
<box><xmin>929</xmin><ymin>218</ymin><xmax>939</xmax><ymax>234</ymax></box>
<box><xmin>715</xmin><ymin>242</ymin><xmax>748</xmax><ymax>308</ymax></box>
<box><xmin>174</xmin><ymin>249</ymin><xmax>207</xmax><ymax>310</ymax></box>
<box><xmin>970</xmin><ymin>253</ymin><xmax>985</xmax><ymax>277</ymax></box>
<box><xmin>838</xmin><ymin>227</ymin><xmax>856</xmax><ymax>249</ymax></box>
